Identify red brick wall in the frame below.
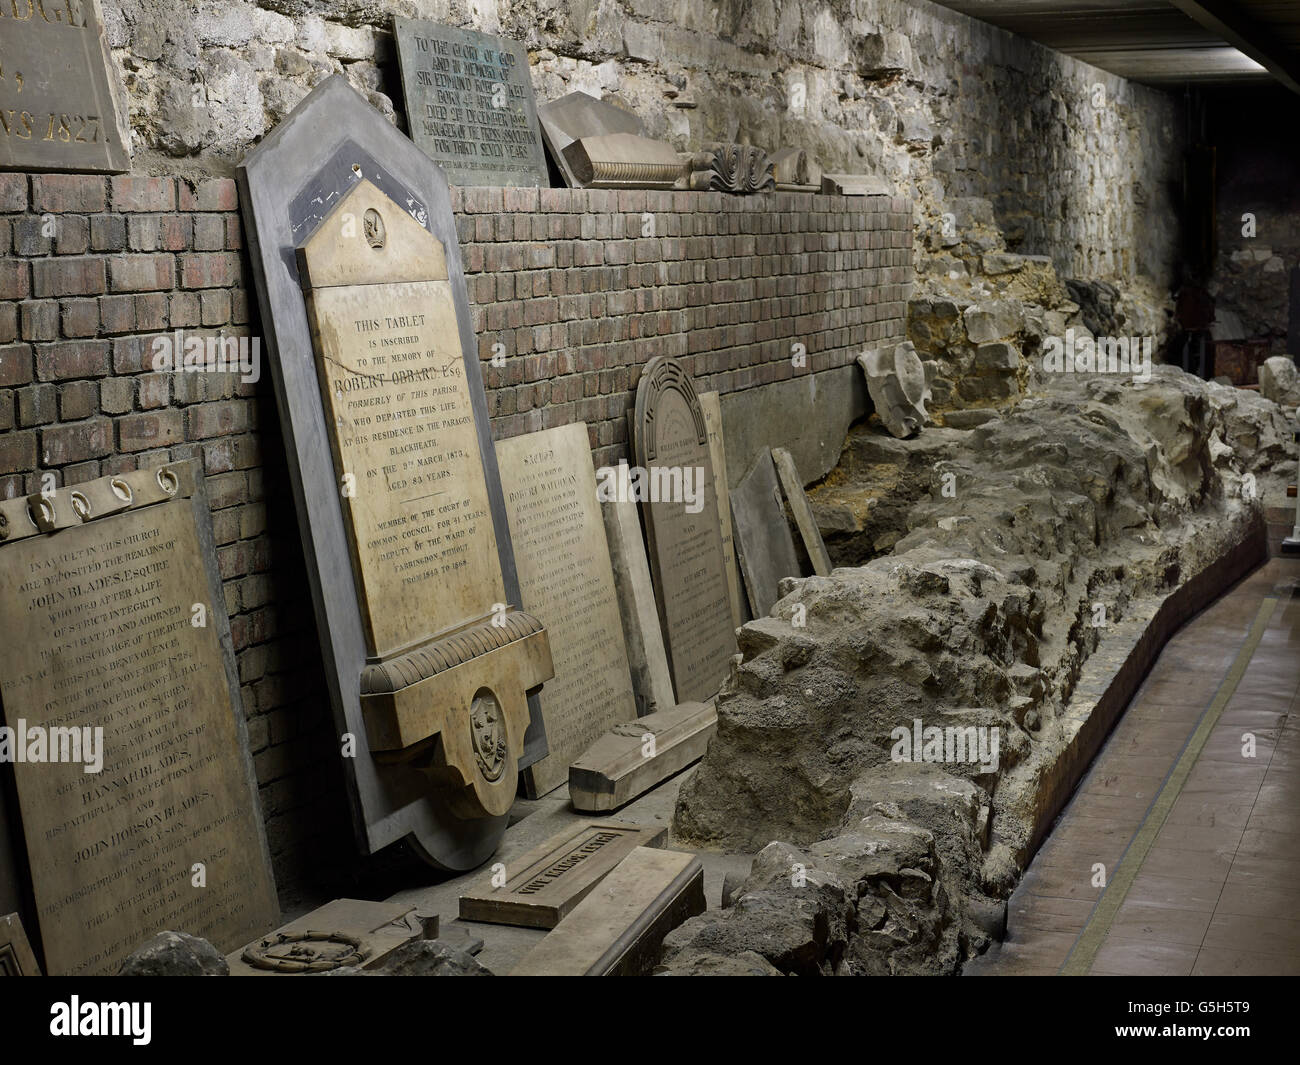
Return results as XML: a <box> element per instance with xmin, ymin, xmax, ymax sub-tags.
<box><xmin>453</xmin><ymin>185</ymin><xmax>912</xmax><ymax>467</ymax></box>
<box><xmin>0</xmin><ymin>171</ymin><xmax>911</xmax><ymax>906</ymax></box>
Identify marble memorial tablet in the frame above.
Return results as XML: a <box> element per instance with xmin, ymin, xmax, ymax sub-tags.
<box><xmin>394</xmin><ymin>18</ymin><xmax>547</xmax><ymax>188</ymax></box>
<box><xmin>0</xmin><ymin>462</ymin><xmax>278</xmax><ymax>975</ymax></box>
<box><xmin>0</xmin><ymin>0</ymin><xmax>130</xmax><ymax>172</ymax></box>
<box><xmin>240</xmin><ymin>79</ymin><xmax>551</xmax><ymax>871</ymax></box>
<box><xmin>496</xmin><ymin>423</ymin><xmax>637</xmax><ymax>798</ymax></box>
<box><xmin>633</xmin><ymin>357</ymin><xmax>737</xmax><ymax>703</ymax></box>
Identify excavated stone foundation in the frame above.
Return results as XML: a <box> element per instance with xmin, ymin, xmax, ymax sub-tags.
<box><xmin>662</xmin><ymin>366</ymin><xmax>1293</xmax><ymax>976</ymax></box>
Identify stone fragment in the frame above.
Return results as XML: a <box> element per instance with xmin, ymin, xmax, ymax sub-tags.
<box><xmin>772</xmin><ymin>446</ymin><xmax>833</xmax><ymax>576</ymax></box>
<box><xmin>1259</xmin><ymin>356</ymin><xmax>1300</xmax><ymax>412</ymax></box>
<box><xmin>119</xmin><ymin>931</ymin><xmax>229</xmax><ymax>977</ymax></box>
<box><xmin>821</xmin><ymin>173</ymin><xmax>891</xmax><ymax>196</ymax></box>
<box><xmin>569</xmin><ymin>701</ymin><xmax>718</xmax><ymax>812</ymax></box>
<box><xmin>859</xmin><ymin>341</ymin><xmax>931</xmax><ymax>438</ymax></box>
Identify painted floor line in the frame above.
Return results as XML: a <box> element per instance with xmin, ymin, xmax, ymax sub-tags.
<box><xmin>1058</xmin><ymin>593</ymin><xmax>1282</xmax><ymax>976</ymax></box>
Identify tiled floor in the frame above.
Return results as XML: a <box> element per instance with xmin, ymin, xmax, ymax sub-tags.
<box><xmin>970</xmin><ymin>558</ymin><xmax>1300</xmax><ymax>976</ymax></box>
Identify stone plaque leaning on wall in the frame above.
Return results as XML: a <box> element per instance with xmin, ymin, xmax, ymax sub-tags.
<box><xmin>0</xmin><ymin>0</ymin><xmax>130</xmax><ymax>172</ymax></box>
<box><xmin>239</xmin><ymin>77</ymin><xmax>552</xmax><ymax>873</ymax></box>
<box><xmin>0</xmin><ymin>461</ymin><xmax>278</xmax><ymax>975</ymax></box>
<box><xmin>496</xmin><ymin>423</ymin><xmax>639</xmax><ymax>798</ymax></box>
<box><xmin>633</xmin><ymin>356</ymin><xmax>738</xmax><ymax>703</ymax></box>
<box><xmin>394</xmin><ymin>17</ymin><xmax>548</xmax><ymax>188</ymax></box>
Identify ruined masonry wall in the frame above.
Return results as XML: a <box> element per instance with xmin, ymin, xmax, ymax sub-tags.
<box><xmin>99</xmin><ymin>0</ymin><xmax>1182</xmax><ymax>291</ymax></box>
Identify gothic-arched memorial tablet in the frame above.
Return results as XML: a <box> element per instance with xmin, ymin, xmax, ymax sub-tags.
<box><xmin>632</xmin><ymin>357</ymin><xmax>737</xmax><ymax>703</ymax></box>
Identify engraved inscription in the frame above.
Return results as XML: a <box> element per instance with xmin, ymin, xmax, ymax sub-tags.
<box><xmin>0</xmin><ymin>497</ymin><xmax>276</xmax><ymax>975</ymax></box>
<box><xmin>515</xmin><ymin>831</ymin><xmax>623</xmax><ymax>895</ymax></box>
<box><xmin>498</xmin><ymin>424</ymin><xmax>637</xmax><ymax>796</ymax></box>
<box><xmin>395</xmin><ymin>19</ymin><xmax>547</xmax><ymax>188</ymax></box>
<box><xmin>308</xmin><ymin>278</ymin><xmax>504</xmax><ymax>656</ymax></box>
<box><xmin>0</xmin><ymin>0</ymin><xmax>130</xmax><ymax>172</ymax></box>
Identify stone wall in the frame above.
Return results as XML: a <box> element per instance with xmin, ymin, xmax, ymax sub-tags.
<box><xmin>100</xmin><ymin>0</ymin><xmax>1183</xmax><ymax>293</ymax></box>
<box><xmin>0</xmin><ymin>168</ymin><xmax>909</xmax><ymax>903</ymax></box>
<box><xmin>1209</xmin><ymin>86</ymin><xmax>1300</xmax><ymax>356</ymax></box>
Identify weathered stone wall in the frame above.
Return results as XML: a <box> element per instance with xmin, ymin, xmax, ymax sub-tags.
<box><xmin>100</xmin><ymin>0</ymin><xmax>1183</xmax><ymax>292</ymax></box>
<box><xmin>1209</xmin><ymin>87</ymin><xmax>1300</xmax><ymax>355</ymax></box>
<box><xmin>0</xmin><ymin>169</ymin><xmax>908</xmax><ymax>902</ymax></box>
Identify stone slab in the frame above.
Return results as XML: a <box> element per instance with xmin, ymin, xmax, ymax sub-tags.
<box><xmin>459</xmin><ymin>819</ymin><xmax>665</xmax><ymax>929</ymax></box>
<box><xmin>394</xmin><ymin>18</ymin><xmax>547</xmax><ymax>188</ymax></box>
<box><xmin>730</xmin><ymin>447</ymin><xmax>802</xmax><ymax>618</ymax></box>
<box><xmin>496</xmin><ymin>424</ymin><xmax>637</xmax><ymax>798</ymax></box>
<box><xmin>600</xmin><ymin>485</ymin><xmax>676</xmax><ymax>716</ymax></box>
<box><xmin>561</xmin><ymin>132</ymin><xmax>684</xmax><ymax>189</ymax></box>
<box><xmin>718</xmin><ymin>366</ymin><xmax>868</xmax><ymax>491</ymax></box>
<box><xmin>0</xmin><ymin>0</ymin><xmax>129</xmax><ymax>172</ymax></box>
<box><xmin>227</xmin><ymin>898</ymin><xmax>433</xmax><ymax>976</ymax></box>
<box><xmin>569</xmin><ymin>701</ymin><xmax>717</xmax><ymax>813</ymax></box>
<box><xmin>772</xmin><ymin>446</ymin><xmax>833</xmax><ymax>576</ymax></box>
<box><xmin>0</xmin><ymin>912</ymin><xmax>40</xmax><ymax>975</ymax></box>
<box><xmin>0</xmin><ymin>462</ymin><xmax>278</xmax><ymax>976</ymax></box>
<box><xmin>298</xmin><ymin>178</ymin><xmax>506</xmax><ymax>658</ymax></box>
<box><xmin>537</xmin><ymin>90</ymin><xmax>644</xmax><ymax>190</ymax></box>
<box><xmin>699</xmin><ymin>392</ymin><xmax>745</xmax><ymax>627</ymax></box>
<box><xmin>509</xmin><ymin>847</ymin><xmax>705</xmax><ymax>975</ymax></box>
<box><xmin>238</xmin><ymin>76</ymin><xmax>547</xmax><ymax>870</ymax></box>
<box><xmin>633</xmin><ymin>356</ymin><xmax>737</xmax><ymax>703</ymax></box>
<box><xmin>821</xmin><ymin>173</ymin><xmax>890</xmax><ymax>196</ymax></box>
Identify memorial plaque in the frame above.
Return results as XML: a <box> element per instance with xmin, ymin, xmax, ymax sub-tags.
<box><xmin>772</xmin><ymin>446</ymin><xmax>833</xmax><ymax>577</ymax></box>
<box><xmin>394</xmin><ymin>18</ymin><xmax>547</xmax><ymax>188</ymax></box>
<box><xmin>509</xmin><ymin>847</ymin><xmax>705</xmax><ymax>976</ymax></box>
<box><xmin>458</xmin><ymin>819</ymin><xmax>665</xmax><ymax>929</ymax></box>
<box><xmin>0</xmin><ymin>0</ymin><xmax>130</xmax><ymax>172</ymax></box>
<box><xmin>299</xmin><ymin>178</ymin><xmax>505</xmax><ymax>658</ymax></box>
<box><xmin>298</xmin><ymin>176</ymin><xmax>552</xmax><ymax>829</ymax></box>
<box><xmin>0</xmin><ymin>462</ymin><xmax>278</xmax><ymax>975</ymax></box>
<box><xmin>240</xmin><ymin>77</ymin><xmax>551</xmax><ymax>872</ymax></box>
<box><xmin>731</xmin><ymin>448</ymin><xmax>802</xmax><ymax>617</ymax></box>
<box><xmin>569</xmin><ymin>701</ymin><xmax>717</xmax><ymax>813</ymax></box>
<box><xmin>601</xmin><ymin>486</ymin><xmax>676</xmax><ymax>716</ymax></box>
<box><xmin>633</xmin><ymin>357</ymin><xmax>737</xmax><ymax>703</ymax></box>
<box><xmin>496</xmin><ymin>424</ymin><xmax>637</xmax><ymax>798</ymax></box>
<box><xmin>699</xmin><ymin>392</ymin><xmax>745</xmax><ymax>627</ymax></box>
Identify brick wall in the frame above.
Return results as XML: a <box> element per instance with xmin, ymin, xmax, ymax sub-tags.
<box><xmin>0</xmin><ymin>171</ymin><xmax>911</xmax><ymax>907</ymax></box>
<box><xmin>456</xmin><ymin>186</ymin><xmax>912</xmax><ymax>467</ymax></box>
